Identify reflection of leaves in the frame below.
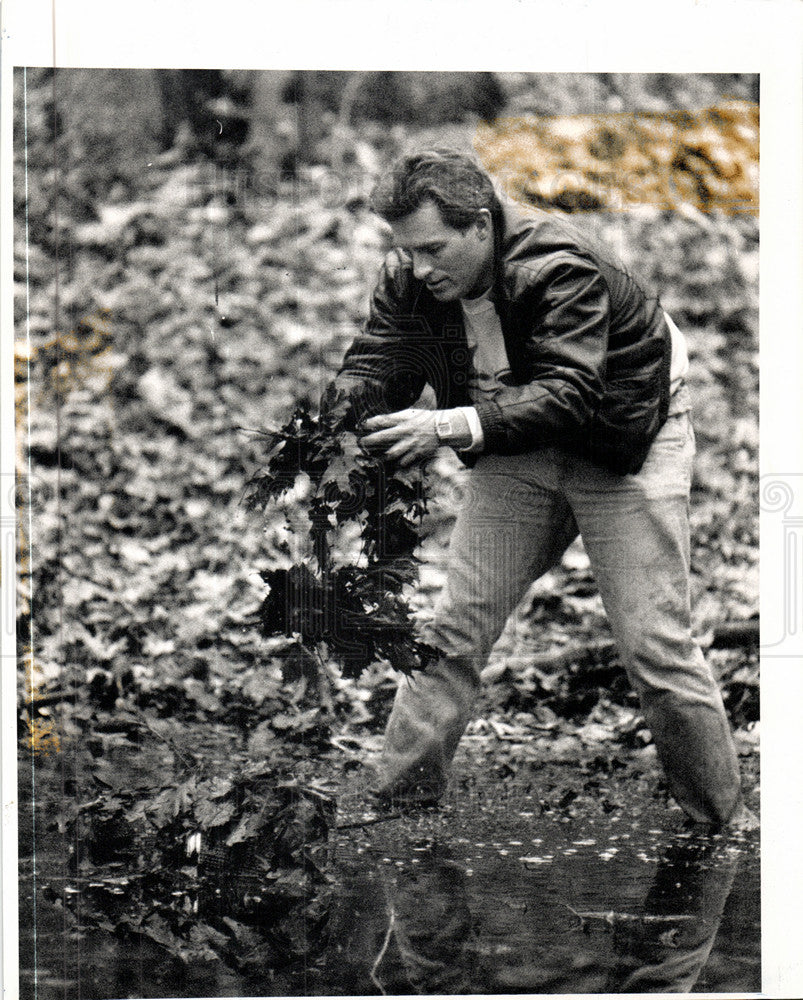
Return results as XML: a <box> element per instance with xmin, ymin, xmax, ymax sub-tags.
<box><xmin>50</xmin><ymin>701</ymin><xmax>336</xmax><ymax>970</ymax></box>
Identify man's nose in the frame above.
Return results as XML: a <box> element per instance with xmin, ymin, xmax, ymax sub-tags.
<box><xmin>412</xmin><ymin>253</ymin><xmax>433</xmax><ymax>281</ymax></box>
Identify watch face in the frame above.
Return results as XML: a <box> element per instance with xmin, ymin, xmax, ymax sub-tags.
<box><xmin>436</xmin><ymin>416</ymin><xmax>453</xmax><ymax>440</ymax></box>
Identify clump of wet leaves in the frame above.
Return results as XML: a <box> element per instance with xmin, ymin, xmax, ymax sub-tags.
<box><xmin>243</xmin><ymin>389</ymin><xmax>441</xmax><ymax>680</ymax></box>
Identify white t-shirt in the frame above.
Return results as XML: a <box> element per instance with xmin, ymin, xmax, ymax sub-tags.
<box><xmin>455</xmin><ymin>289</ymin><xmax>689</xmax><ymax>453</ymax></box>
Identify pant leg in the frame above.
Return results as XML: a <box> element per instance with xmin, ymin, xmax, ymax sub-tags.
<box><xmin>564</xmin><ymin>410</ymin><xmax>743</xmax><ymax>825</ymax></box>
<box><xmin>375</xmin><ymin>450</ymin><xmax>578</xmax><ymax>801</ymax></box>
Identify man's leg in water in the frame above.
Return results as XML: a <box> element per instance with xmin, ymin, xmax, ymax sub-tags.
<box><xmin>566</xmin><ymin>409</ymin><xmax>745</xmax><ymax>826</ymax></box>
<box><xmin>373</xmin><ymin>449</ymin><xmax>577</xmax><ymax>803</ymax></box>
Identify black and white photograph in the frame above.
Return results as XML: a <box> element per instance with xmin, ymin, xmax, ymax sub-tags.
<box><xmin>2</xmin><ymin>2</ymin><xmax>802</xmax><ymax>998</ymax></box>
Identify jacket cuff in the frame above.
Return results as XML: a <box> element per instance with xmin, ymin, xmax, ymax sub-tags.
<box><xmin>472</xmin><ymin>397</ymin><xmax>506</xmax><ymax>452</ymax></box>
<box><xmin>455</xmin><ymin>406</ymin><xmax>485</xmax><ymax>454</ymax></box>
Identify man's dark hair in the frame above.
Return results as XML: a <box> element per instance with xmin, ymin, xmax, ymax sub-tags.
<box><xmin>370</xmin><ymin>149</ymin><xmax>498</xmax><ymax>232</ymax></box>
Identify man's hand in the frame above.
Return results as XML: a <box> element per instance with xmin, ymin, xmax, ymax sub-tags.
<box><xmin>360</xmin><ymin>408</ymin><xmax>471</xmax><ymax>466</ymax></box>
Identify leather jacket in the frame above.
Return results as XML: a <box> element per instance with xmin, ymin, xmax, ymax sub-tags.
<box><xmin>327</xmin><ymin>199</ymin><xmax>672</xmax><ymax>475</ymax></box>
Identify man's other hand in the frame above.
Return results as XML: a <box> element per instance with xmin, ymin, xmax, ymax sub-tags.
<box><xmin>360</xmin><ymin>408</ymin><xmax>471</xmax><ymax>466</ymax></box>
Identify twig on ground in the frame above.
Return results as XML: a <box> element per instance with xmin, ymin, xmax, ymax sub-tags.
<box><xmin>336</xmin><ymin>811</ymin><xmax>403</xmax><ymax>830</ymax></box>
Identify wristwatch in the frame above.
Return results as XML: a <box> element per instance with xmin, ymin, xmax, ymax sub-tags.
<box><xmin>434</xmin><ymin>412</ymin><xmax>454</xmax><ymax>442</ymax></box>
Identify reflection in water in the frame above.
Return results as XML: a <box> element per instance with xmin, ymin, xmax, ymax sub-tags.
<box><xmin>329</xmin><ymin>833</ymin><xmax>746</xmax><ymax>995</ymax></box>
<box><xmin>21</xmin><ymin>811</ymin><xmax>755</xmax><ymax>997</ymax></box>
<box><xmin>606</xmin><ymin>837</ymin><xmax>740</xmax><ymax>993</ymax></box>
<box><xmin>374</xmin><ymin>845</ymin><xmax>477</xmax><ymax>994</ymax></box>
<box><xmin>329</xmin><ymin>843</ymin><xmax>477</xmax><ymax>995</ymax></box>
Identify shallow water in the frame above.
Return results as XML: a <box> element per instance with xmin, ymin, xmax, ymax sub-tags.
<box><xmin>325</xmin><ymin>791</ymin><xmax>759</xmax><ymax>995</ymax></box>
<box><xmin>19</xmin><ymin>757</ymin><xmax>760</xmax><ymax>998</ymax></box>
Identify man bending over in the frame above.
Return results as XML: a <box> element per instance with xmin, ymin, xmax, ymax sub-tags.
<box><xmin>324</xmin><ymin>149</ymin><xmax>752</xmax><ymax>829</ymax></box>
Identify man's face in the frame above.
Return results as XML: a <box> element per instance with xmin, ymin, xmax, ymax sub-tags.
<box><xmin>389</xmin><ymin>199</ymin><xmax>494</xmax><ymax>302</ymax></box>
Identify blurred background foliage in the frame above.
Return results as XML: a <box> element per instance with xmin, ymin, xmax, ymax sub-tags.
<box><xmin>14</xmin><ymin>67</ymin><xmax>758</xmax><ymax>748</ymax></box>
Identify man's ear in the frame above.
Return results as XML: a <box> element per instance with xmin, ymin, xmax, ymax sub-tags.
<box><xmin>475</xmin><ymin>208</ymin><xmax>492</xmax><ymax>241</ymax></box>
